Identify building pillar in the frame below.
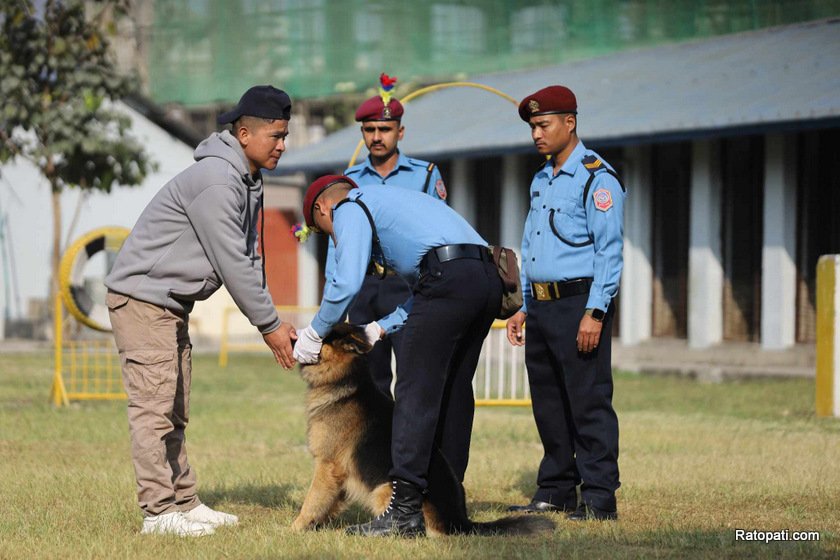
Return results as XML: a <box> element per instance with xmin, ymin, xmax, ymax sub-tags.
<box><xmin>761</xmin><ymin>133</ymin><xmax>797</xmax><ymax>349</ymax></box>
<box><xmin>620</xmin><ymin>145</ymin><xmax>653</xmax><ymax>345</ymax></box>
<box><xmin>499</xmin><ymin>154</ymin><xmax>526</xmax><ymax>249</ymax></box>
<box><xmin>449</xmin><ymin>158</ymin><xmax>476</xmax><ymax>226</ymax></box>
<box><xmin>688</xmin><ymin>139</ymin><xmax>723</xmax><ymax>348</ymax></box>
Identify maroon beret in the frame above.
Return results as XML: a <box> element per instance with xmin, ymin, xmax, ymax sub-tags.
<box><xmin>302</xmin><ymin>175</ymin><xmax>358</xmax><ymax>228</ymax></box>
<box><xmin>355</xmin><ymin>95</ymin><xmax>404</xmax><ymax>122</ymax></box>
<box><xmin>518</xmin><ymin>85</ymin><xmax>577</xmax><ymax>122</ymax></box>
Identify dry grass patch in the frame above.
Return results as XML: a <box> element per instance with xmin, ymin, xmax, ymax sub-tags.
<box><xmin>0</xmin><ymin>352</ymin><xmax>837</xmax><ymax>559</ymax></box>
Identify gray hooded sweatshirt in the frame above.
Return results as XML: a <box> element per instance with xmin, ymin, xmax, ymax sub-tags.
<box><xmin>105</xmin><ymin>130</ymin><xmax>281</xmax><ymax>334</ymax></box>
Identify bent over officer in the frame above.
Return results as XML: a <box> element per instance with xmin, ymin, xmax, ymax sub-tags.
<box><xmin>506</xmin><ymin>85</ymin><xmax>625</xmax><ymax>521</ymax></box>
<box><xmin>328</xmin><ymin>75</ymin><xmax>446</xmax><ymax>398</ymax></box>
<box><xmin>294</xmin><ymin>176</ymin><xmax>502</xmax><ymax>537</ymax></box>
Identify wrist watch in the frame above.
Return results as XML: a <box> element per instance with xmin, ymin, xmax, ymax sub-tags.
<box><xmin>585</xmin><ymin>307</ymin><xmax>605</xmax><ymax>322</ymax></box>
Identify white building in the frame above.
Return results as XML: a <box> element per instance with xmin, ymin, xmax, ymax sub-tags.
<box><xmin>0</xmin><ymin>97</ymin><xmax>252</xmax><ymax>343</ymax></box>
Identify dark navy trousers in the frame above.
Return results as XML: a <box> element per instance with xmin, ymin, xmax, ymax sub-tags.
<box><xmin>348</xmin><ymin>273</ymin><xmax>411</xmax><ymax>398</ymax></box>
<box><xmin>525</xmin><ymin>294</ymin><xmax>620</xmax><ymax>511</ymax></box>
<box><xmin>389</xmin><ymin>252</ymin><xmax>502</xmax><ymax>488</ymax></box>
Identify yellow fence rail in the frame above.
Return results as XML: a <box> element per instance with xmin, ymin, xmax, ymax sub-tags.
<box><xmin>218</xmin><ymin>308</ymin><xmax>530</xmax><ymax>407</ymax></box>
<box><xmin>50</xmin><ymin>294</ymin><xmax>125</xmax><ymax>407</ymax></box>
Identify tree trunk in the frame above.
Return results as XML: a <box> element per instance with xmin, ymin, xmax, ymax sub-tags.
<box><xmin>51</xmin><ymin>185</ymin><xmax>61</xmax><ymax>338</ymax></box>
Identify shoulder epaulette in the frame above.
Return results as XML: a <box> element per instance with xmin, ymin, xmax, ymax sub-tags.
<box><xmin>582</xmin><ymin>154</ymin><xmax>607</xmax><ymax>173</ymax></box>
<box><xmin>422</xmin><ymin>162</ymin><xmax>437</xmax><ymax>193</ymax></box>
<box><xmin>405</xmin><ymin>157</ymin><xmax>430</xmax><ymax>168</ymax></box>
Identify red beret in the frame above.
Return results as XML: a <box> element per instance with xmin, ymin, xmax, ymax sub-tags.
<box><xmin>355</xmin><ymin>95</ymin><xmax>404</xmax><ymax>121</ymax></box>
<box><xmin>302</xmin><ymin>175</ymin><xmax>358</xmax><ymax>228</ymax></box>
<box><xmin>518</xmin><ymin>85</ymin><xmax>577</xmax><ymax>122</ymax></box>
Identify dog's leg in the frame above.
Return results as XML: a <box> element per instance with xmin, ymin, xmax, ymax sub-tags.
<box><xmin>324</xmin><ymin>489</ymin><xmax>348</xmax><ymax>520</ymax></box>
<box><xmin>423</xmin><ymin>501</ymin><xmax>446</xmax><ymax>537</ymax></box>
<box><xmin>292</xmin><ymin>459</ymin><xmax>347</xmax><ymax>532</ymax></box>
<box><xmin>369</xmin><ymin>482</ymin><xmax>393</xmax><ymax>515</ymax></box>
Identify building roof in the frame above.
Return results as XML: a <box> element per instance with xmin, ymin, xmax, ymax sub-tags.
<box><xmin>123</xmin><ymin>93</ymin><xmax>206</xmax><ymax>148</ymax></box>
<box><xmin>274</xmin><ymin>18</ymin><xmax>840</xmax><ymax>173</ymax></box>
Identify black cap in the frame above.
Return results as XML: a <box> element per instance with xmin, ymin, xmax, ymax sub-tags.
<box><xmin>217</xmin><ymin>85</ymin><xmax>292</xmax><ymax>125</ymax></box>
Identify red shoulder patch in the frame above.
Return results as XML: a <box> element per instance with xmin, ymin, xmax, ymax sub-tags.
<box><xmin>593</xmin><ymin>188</ymin><xmax>613</xmax><ymax>211</ymax></box>
<box><xmin>435</xmin><ymin>179</ymin><xmax>447</xmax><ymax>200</ymax></box>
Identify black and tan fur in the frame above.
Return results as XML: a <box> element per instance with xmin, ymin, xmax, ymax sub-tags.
<box><xmin>292</xmin><ymin>323</ymin><xmax>555</xmax><ymax>536</ymax></box>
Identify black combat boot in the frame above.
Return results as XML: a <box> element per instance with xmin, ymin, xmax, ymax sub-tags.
<box><xmin>346</xmin><ymin>479</ymin><xmax>426</xmax><ymax>537</ymax></box>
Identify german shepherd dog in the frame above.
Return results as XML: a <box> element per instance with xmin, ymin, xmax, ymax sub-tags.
<box><xmin>292</xmin><ymin>323</ymin><xmax>555</xmax><ymax>536</ymax></box>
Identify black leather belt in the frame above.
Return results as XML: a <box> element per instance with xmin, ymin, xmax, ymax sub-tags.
<box><xmin>420</xmin><ymin>243</ymin><xmax>490</xmax><ymax>273</ymax></box>
<box><xmin>432</xmin><ymin>243</ymin><xmax>490</xmax><ymax>263</ymax></box>
<box><xmin>530</xmin><ymin>278</ymin><xmax>592</xmax><ymax>301</ymax></box>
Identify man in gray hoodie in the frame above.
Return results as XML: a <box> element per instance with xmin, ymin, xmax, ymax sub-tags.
<box><xmin>105</xmin><ymin>85</ymin><xmax>297</xmax><ymax>537</ymax></box>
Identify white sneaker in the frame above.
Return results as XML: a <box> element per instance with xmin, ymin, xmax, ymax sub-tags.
<box><xmin>183</xmin><ymin>503</ymin><xmax>239</xmax><ymax>527</ymax></box>
<box><xmin>141</xmin><ymin>511</ymin><xmax>214</xmax><ymax>536</ymax></box>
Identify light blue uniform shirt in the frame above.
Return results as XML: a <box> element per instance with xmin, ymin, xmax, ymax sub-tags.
<box><xmin>519</xmin><ymin>140</ymin><xmax>625</xmax><ymax>313</ymax></box>
<box><xmin>345</xmin><ymin>152</ymin><xmax>445</xmax><ymax>199</ymax></box>
<box><xmin>312</xmin><ymin>187</ymin><xmax>485</xmax><ymax>338</ymax></box>
<box><xmin>324</xmin><ymin>152</ymin><xmax>446</xmax><ymax>280</ymax></box>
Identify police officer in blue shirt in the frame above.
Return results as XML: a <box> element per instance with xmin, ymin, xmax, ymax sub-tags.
<box><xmin>506</xmin><ymin>85</ymin><xmax>625</xmax><ymax>521</ymax></box>
<box><xmin>328</xmin><ymin>77</ymin><xmax>447</xmax><ymax>398</ymax></box>
<box><xmin>293</xmin><ymin>175</ymin><xmax>502</xmax><ymax>537</ymax></box>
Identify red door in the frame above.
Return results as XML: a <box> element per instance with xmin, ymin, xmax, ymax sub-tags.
<box><xmin>259</xmin><ymin>208</ymin><xmax>298</xmax><ymax>305</ymax></box>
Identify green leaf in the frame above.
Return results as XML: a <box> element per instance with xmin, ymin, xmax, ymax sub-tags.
<box><xmin>53</xmin><ymin>38</ymin><xmax>67</xmax><ymax>55</ymax></box>
<box><xmin>83</xmin><ymin>90</ymin><xmax>102</xmax><ymax>112</ymax></box>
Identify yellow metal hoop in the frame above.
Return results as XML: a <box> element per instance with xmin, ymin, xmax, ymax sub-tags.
<box><xmin>348</xmin><ymin>81</ymin><xmax>519</xmax><ymax>168</ymax></box>
<box><xmin>58</xmin><ymin>226</ymin><xmax>130</xmax><ymax>332</ymax></box>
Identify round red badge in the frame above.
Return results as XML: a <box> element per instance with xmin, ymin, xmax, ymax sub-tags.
<box><xmin>435</xmin><ymin>179</ymin><xmax>447</xmax><ymax>200</ymax></box>
<box><xmin>593</xmin><ymin>188</ymin><xmax>613</xmax><ymax>211</ymax></box>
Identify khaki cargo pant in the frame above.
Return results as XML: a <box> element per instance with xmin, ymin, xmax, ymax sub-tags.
<box><xmin>107</xmin><ymin>291</ymin><xmax>201</xmax><ymax>517</ymax></box>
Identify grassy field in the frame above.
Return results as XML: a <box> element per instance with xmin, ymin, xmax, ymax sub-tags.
<box><xmin>1</xmin><ymin>351</ymin><xmax>838</xmax><ymax>559</ymax></box>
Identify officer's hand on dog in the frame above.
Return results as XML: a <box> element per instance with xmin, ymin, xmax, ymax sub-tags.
<box><xmin>263</xmin><ymin>322</ymin><xmax>298</xmax><ymax>369</ymax></box>
<box><xmin>293</xmin><ymin>325</ymin><xmax>323</xmax><ymax>365</ymax></box>
<box><xmin>361</xmin><ymin>322</ymin><xmax>384</xmax><ymax>347</ymax></box>
<box><xmin>577</xmin><ymin>315</ymin><xmax>603</xmax><ymax>353</ymax></box>
<box><xmin>506</xmin><ymin>311</ymin><xmax>527</xmax><ymax>346</ymax></box>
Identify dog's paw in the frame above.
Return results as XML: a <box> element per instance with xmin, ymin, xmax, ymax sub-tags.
<box><xmin>291</xmin><ymin>516</ymin><xmax>314</xmax><ymax>532</ymax></box>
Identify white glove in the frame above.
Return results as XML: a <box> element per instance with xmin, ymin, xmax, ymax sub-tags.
<box><xmin>293</xmin><ymin>325</ymin><xmax>323</xmax><ymax>365</ymax></box>
<box><xmin>362</xmin><ymin>322</ymin><xmax>384</xmax><ymax>347</ymax></box>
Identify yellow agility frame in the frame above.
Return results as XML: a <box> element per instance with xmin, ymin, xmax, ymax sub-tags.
<box><xmin>51</xmin><ymin>227</ymin><xmax>130</xmax><ymax>406</ymax></box>
<box><xmin>50</xmin><ymin>293</ymin><xmax>126</xmax><ymax>406</ymax></box>
<box><xmin>58</xmin><ymin>226</ymin><xmax>130</xmax><ymax>332</ymax></box>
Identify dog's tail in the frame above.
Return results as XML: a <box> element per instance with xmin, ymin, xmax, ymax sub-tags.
<box><xmin>466</xmin><ymin>515</ymin><xmax>556</xmax><ymax>536</ymax></box>
<box><xmin>426</xmin><ymin>450</ymin><xmax>556</xmax><ymax>536</ymax></box>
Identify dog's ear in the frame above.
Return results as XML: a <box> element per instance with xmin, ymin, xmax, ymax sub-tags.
<box><xmin>337</xmin><ymin>330</ymin><xmax>373</xmax><ymax>355</ymax></box>
<box><xmin>324</xmin><ymin>323</ymin><xmax>373</xmax><ymax>355</ymax></box>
